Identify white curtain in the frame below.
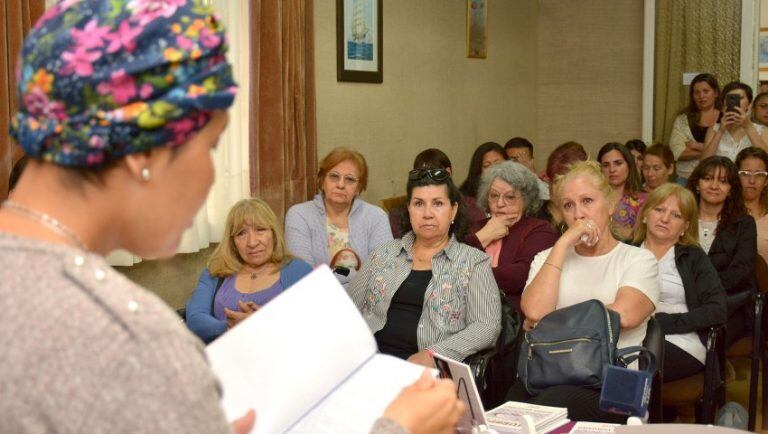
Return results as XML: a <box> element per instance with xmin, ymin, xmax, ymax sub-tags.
<box><xmin>107</xmin><ymin>0</ymin><xmax>251</xmax><ymax>266</ymax></box>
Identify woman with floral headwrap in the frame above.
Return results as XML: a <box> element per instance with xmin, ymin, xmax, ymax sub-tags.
<box><xmin>0</xmin><ymin>1</ymin><xmax>463</xmax><ymax>434</ymax></box>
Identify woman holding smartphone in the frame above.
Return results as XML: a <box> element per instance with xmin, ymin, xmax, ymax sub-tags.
<box><xmin>701</xmin><ymin>81</ymin><xmax>768</xmax><ymax>161</ymax></box>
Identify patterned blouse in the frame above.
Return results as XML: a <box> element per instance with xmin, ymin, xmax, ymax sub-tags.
<box><xmin>347</xmin><ymin>232</ymin><xmax>501</xmax><ymax>362</ymax></box>
<box><xmin>612</xmin><ymin>191</ymin><xmax>648</xmax><ymax>236</ymax></box>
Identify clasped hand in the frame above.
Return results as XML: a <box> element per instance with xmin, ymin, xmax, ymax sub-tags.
<box><xmin>224</xmin><ymin>300</ymin><xmax>260</xmax><ymax>329</ymax></box>
<box><xmin>721</xmin><ymin>106</ymin><xmax>749</xmax><ymax>128</ymax></box>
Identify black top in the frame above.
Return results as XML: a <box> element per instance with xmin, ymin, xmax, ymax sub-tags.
<box><xmin>690</xmin><ymin>123</ymin><xmax>708</xmax><ymax>143</ymax></box>
<box><xmin>708</xmin><ymin>215</ymin><xmax>757</xmax><ymax>295</ymax></box>
<box><xmin>654</xmin><ymin>244</ymin><xmax>727</xmax><ymax>345</ymax></box>
<box><xmin>375</xmin><ymin>269</ymin><xmax>432</xmax><ymax>359</ymax></box>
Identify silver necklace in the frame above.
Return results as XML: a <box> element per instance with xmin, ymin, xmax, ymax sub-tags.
<box><xmin>2</xmin><ymin>200</ymin><xmax>88</xmax><ymax>251</ymax></box>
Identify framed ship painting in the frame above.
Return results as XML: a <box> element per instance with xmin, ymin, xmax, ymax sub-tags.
<box><xmin>336</xmin><ymin>0</ymin><xmax>383</xmax><ymax>83</ymax></box>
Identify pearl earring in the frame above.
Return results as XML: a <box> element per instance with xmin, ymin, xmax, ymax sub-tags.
<box><xmin>140</xmin><ymin>167</ymin><xmax>151</xmax><ymax>182</ymax></box>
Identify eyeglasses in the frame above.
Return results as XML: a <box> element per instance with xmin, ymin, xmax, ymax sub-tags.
<box><xmin>738</xmin><ymin>170</ymin><xmax>768</xmax><ymax>179</ymax></box>
<box><xmin>408</xmin><ymin>168</ymin><xmax>451</xmax><ymax>182</ymax></box>
<box><xmin>488</xmin><ymin>191</ymin><xmax>521</xmax><ymax>205</ymax></box>
<box><xmin>327</xmin><ymin>172</ymin><xmax>359</xmax><ymax>186</ymax></box>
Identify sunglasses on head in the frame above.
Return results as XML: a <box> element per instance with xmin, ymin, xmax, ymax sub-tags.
<box><xmin>408</xmin><ymin>168</ymin><xmax>451</xmax><ymax>182</ymax></box>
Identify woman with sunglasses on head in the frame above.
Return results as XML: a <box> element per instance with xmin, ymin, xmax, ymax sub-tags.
<box><xmin>349</xmin><ymin>168</ymin><xmax>501</xmax><ymax>368</ymax></box>
<box><xmin>686</xmin><ymin>156</ymin><xmax>757</xmax><ymax>347</ymax></box>
<box><xmin>0</xmin><ymin>2</ymin><xmax>466</xmax><ymax>433</ymax></box>
<box><xmin>465</xmin><ymin>161</ymin><xmax>557</xmax><ymax>314</ymax></box>
<box><xmin>701</xmin><ymin>81</ymin><xmax>768</xmax><ymax>161</ymax></box>
<box><xmin>737</xmin><ymin>147</ymin><xmax>768</xmax><ymax>261</ymax></box>
<box><xmin>285</xmin><ymin>147</ymin><xmax>392</xmax><ymax>287</ymax></box>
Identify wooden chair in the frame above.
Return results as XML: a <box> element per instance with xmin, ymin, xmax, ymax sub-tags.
<box><xmin>724</xmin><ymin>255</ymin><xmax>768</xmax><ymax>431</ymax></box>
<box><xmin>379</xmin><ymin>195</ymin><xmax>407</xmax><ymax>214</ymax></box>
<box><xmin>661</xmin><ymin>326</ymin><xmax>725</xmax><ymax>424</ymax></box>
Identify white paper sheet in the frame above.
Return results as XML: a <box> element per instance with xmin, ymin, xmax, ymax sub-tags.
<box><xmin>206</xmin><ymin>266</ymin><xmax>378</xmax><ymax>434</ymax></box>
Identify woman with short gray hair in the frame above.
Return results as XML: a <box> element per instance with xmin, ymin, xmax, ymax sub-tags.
<box><xmin>465</xmin><ymin>161</ymin><xmax>558</xmax><ymax>313</ymax></box>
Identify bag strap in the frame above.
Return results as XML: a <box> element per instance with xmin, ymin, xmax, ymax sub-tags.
<box><xmin>615</xmin><ymin>346</ymin><xmax>657</xmax><ymax>374</ymax></box>
<box><xmin>210</xmin><ymin>277</ymin><xmax>225</xmax><ymax>313</ymax></box>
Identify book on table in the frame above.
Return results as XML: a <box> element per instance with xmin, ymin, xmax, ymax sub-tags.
<box><xmin>205</xmin><ymin>265</ymin><xmax>427</xmax><ymax>434</ymax></box>
<box><xmin>485</xmin><ymin>401</ymin><xmax>570</xmax><ymax>434</ymax></box>
<box><xmin>568</xmin><ymin>421</ymin><xmax>619</xmax><ymax>433</ymax></box>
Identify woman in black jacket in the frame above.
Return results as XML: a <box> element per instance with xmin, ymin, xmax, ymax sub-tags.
<box><xmin>634</xmin><ymin>183</ymin><xmax>727</xmax><ymax>382</ymax></box>
<box><xmin>686</xmin><ymin>156</ymin><xmax>757</xmax><ymax>346</ymax></box>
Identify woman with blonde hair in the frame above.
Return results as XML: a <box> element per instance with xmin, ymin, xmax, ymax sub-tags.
<box><xmin>186</xmin><ymin>198</ymin><xmax>312</xmax><ymax>343</ymax></box>
<box><xmin>508</xmin><ymin>161</ymin><xmax>659</xmax><ymax>423</ymax></box>
<box><xmin>634</xmin><ymin>184</ymin><xmax>725</xmax><ymax>391</ymax></box>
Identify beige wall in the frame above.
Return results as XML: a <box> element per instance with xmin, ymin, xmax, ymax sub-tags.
<box><xmin>314</xmin><ymin>0</ymin><xmax>539</xmax><ymax>205</ymax></box>
<box><xmin>536</xmin><ymin>0</ymin><xmax>644</xmax><ymax>164</ymax></box>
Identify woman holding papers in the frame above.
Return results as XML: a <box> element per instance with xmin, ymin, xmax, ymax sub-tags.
<box><xmin>0</xmin><ymin>2</ymin><xmax>464</xmax><ymax>433</ymax></box>
<box><xmin>512</xmin><ymin>161</ymin><xmax>659</xmax><ymax>423</ymax></box>
<box><xmin>185</xmin><ymin>198</ymin><xmax>312</xmax><ymax>343</ymax></box>
<box><xmin>349</xmin><ymin>168</ymin><xmax>502</xmax><ymax>367</ymax></box>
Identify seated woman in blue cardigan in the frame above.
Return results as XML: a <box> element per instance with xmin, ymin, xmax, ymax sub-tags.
<box><xmin>186</xmin><ymin>198</ymin><xmax>312</xmax><ymax>343</ymax></box>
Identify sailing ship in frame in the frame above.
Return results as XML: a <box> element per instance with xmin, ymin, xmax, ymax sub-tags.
<box><xmin>336</xmin><ymin>0</ymin><xmax>383</xmax><ymax>83</ymax></box>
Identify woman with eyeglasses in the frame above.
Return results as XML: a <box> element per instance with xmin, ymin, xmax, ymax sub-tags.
<box><xmin>465</xmin><ymin>161</ymin><xmax>557</xmax><ymax>313</ymax></box>
<box><xmin>348</xmin><ymin>168</ymin><xmax>501</xmax><ymax>367</ymax></box>
<box><xmin>285</xmin><ymin>147</ymin><xmax>392</xmax><ymax>287</ymax></box>
<box><xmin>737</xmin><ymin>147</ymin><xmax>768</xmax><ymax>261</ymax></box>
<box><xmin>686</xmin><ymin>156</ymin><xmax>756</xmax><ymax>347</ymax></box>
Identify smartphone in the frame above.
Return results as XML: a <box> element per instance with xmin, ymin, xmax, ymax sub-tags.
<box><xmin>726</xmin><ymin>93</ymin><xmax>741</xmax><ymax>112</ymax></box>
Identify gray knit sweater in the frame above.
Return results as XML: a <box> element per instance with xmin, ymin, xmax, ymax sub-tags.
<box><xmin>0</xmin><ymin>233</ymin><xmax>408</xmax><ymax>434</ymax></box>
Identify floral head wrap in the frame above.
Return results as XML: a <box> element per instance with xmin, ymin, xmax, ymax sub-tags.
<box><xmin>10</xmin><ymin>0</ymin><xmax>237</xmax><ymax>168</ymax></box>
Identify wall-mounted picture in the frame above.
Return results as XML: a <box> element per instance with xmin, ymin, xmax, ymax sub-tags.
<box><xmin>760</xmin><ymin>28</ymin><xmax>768</xmax><ymax>80</ymax></box>
<box><xmin>336</xmin><ymin>0</ymin><xmax>383</xmax><ymax>83</ymax></box>
<box><xmin>467</xmin><ymin>0</ymin><xmax>487</xmax><ymax>59</ymax></box>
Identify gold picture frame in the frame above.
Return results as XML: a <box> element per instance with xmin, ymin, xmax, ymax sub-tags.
<box><xmin>467</xmin><ymin>0</ymin><xmax>487</xmax><ymax>59</ymax></box>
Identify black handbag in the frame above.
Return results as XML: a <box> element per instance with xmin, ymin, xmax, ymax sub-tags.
<box><xmin>517</xmin><ymin>299</ymin><xmax>622</xmax><ymax>395</ymax></box>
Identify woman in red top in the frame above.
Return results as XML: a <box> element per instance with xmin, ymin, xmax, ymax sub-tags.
<box><xmin>465</xmin><ymin>161</ymin><xmax>558</xmax><ymax>313</ymax></box>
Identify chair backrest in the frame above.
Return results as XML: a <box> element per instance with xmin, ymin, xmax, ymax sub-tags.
<box><xmin>642</xmin><ymin>316</ymin><xmax>665</xmax><ymax>423</ymax></box>
<box><xmin>380</xmin><ymin>195</ymin><xmax>407</xmax><ymax>213</ymax></box>
<box><xmin>754</xmin><ymin>255</ymin><xmax>768</xmax><ymax>294</ymax></box>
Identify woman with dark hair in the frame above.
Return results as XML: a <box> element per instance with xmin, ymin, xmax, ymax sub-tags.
<box><xmin>465</xmin><ymin>161</ymin><xmax>557</xmax><ymax>313</ymax></box>
<box><xmin>752</xmin><ymin>92</ymin><xmax>768</xmax><ymax>127</ymax></box>
<box><xmin>389</xmin><ymin>148</ymin><xmax>453</xmax><ymax>238</ymax></box>
<box><xmin>598</xmin><ymin>142</ymin><xmax>647</xmax><ymax>240</ymax></box>
<box><xmin>537</xmin><ymin>141</ymin><xmax>589</xmax><ymax>231</ymax></box>
<box><xmin>625</xmin><ymin>139</ymin><xmax>646</xmax><ymax>178</ymax></box>
<box><xmin>642</xmin><ymin>143</ymin><xmax>680</xmax><ymax>191</ymax></box>
<box><xmin>736</xmin><ymin>147</ymin><xmax>768</xmax><ymax>261</ymax></box>
<box><xmin>670</xmin><ymin>73</ymin><xmax>721</xmax><ymax>180</ymax></box>
<box><xmin>349</xmin><ymin>168</ymin><xmax>501</xmax><ymax>367</ymax></box>
<box><xmin>686</xmin><ymin>156</ymin><xmax>756</xmax><ymax>346</ymax></box>
<box><xmin>460</xmin><ymin>142</ymin><xmax>508</xmax><ymax>228</ymax></box>
<box><xmin>702</xmin><ymin>81</ymin><xmax>768</xmax><ymax>161</ymax></box>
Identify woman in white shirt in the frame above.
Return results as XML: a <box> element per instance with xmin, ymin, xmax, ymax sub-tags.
<box><xmin>508</xmin><ymin>161</ymin><xmax>659</xmax><ymax>423</ymax></box>
<box><xmin>633</xmin><ymin>184</ymin><xmax>726</xmax><ymax>385</ymax></box>
<box><xmin>701</xmin><ymin>81</ymin><xmax>768</xmax><ymax>162</ymax></box>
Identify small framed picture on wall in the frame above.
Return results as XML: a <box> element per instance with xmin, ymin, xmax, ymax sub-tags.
<box><xmin>336</xmin><ymin>0</ymin><xmax>383</xmax><ymax>83</ymax></box>
<box><xmin>467</xmin><ymin>0</ymin><xmax>487</xmax><ymax>59</ymax></box>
